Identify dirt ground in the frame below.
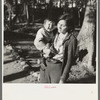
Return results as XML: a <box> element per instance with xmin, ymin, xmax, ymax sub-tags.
<box><xmin>3</xmin><ymin>23</ymin><xmax>96</xmax><ymax>83</ymax></box>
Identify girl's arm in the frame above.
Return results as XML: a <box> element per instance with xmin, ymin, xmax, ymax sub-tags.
<box><xmin>60</xmin><ymin>38</ymin><xmax>77</xmax><ymax>83</ymax></box>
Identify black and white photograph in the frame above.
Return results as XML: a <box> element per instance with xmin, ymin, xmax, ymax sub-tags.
<box><xmin>3</xmin><ymin>0</ymin><xmax>97</xmax><ymax>84</ymax></box>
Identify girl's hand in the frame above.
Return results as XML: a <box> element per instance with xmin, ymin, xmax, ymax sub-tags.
<box><xmin>45</xmin><ymin>43</ymin><xmax>50</xmax><ymax>49</ymax></box>
<box><xmin>59</xmin><ymin>79</ymin><xmax>64</xmax><ymax>84</ymax></box>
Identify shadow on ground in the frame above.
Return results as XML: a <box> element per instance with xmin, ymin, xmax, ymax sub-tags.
<box><xmin>4</xmin><ymin>67</ymin><xmax>40</xmax><ymax>82</ymax></box>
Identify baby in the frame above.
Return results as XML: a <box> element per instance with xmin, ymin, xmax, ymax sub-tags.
<box><xmin>34</xmin><ymin>18</ymin><xmax>55</xmax><ymax>58</ymax></box>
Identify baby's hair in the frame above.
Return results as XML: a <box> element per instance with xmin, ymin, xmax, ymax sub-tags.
<box><xmin>58</xmin><ymin>13</ymin><xmax>74</xmax><ymax>32</ymax></box>
<box><xmin>43</xmin><ymin>18</ymin><xmax>54</xmax><ymax>24</ymax></box>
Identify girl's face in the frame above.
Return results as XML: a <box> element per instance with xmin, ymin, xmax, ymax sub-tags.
<box><xmin>57</xmin><ymin>20</ymin><xmax>68</xmax><ymax>34</ymax></box>
<box><xmin>44</xmin><ymin>20</ymin><xmax>53</xmax><ymax>32</ymax></box>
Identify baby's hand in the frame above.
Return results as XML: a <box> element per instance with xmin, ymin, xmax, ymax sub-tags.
<box><xmin>43</xmin><ymin>48</ymin><xmax>50</xmax><ymax>58</ymax></box>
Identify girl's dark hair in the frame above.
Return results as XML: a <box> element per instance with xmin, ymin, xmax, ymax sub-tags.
<box><xmin>58</xmin><ymin>13</ymin><xmax>74</xmax><ymax>32</ymax></box>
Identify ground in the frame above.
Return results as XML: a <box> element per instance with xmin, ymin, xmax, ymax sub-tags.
<box><xmin>3</xmin><ymin>23</ymin><xmax>96</xmax><ymax>83</ymax></box>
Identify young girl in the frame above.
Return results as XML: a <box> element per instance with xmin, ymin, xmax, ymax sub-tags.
<box><xmin>40</xmin><ymin>14</ymin><xmax>77</xmax><ymax>83</ymax></box>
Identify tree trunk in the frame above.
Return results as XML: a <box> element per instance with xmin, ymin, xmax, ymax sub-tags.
<box><xmin>77</xmin><ymin>0</ymin><xmax>96</xmax><ymax>72</ymax></box>
<box><xmin>6</xmin><ymin>3</ymin><xmax>12</xmax><ymax>29</ymax></box>
<box><xmin>25</xmin><ymin>4</ymin><xmax>29</xmax><ymax>23</ymax></box>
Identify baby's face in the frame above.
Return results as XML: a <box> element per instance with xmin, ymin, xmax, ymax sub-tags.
<box><xmin>44</xmin><ymin>20</ymin><xmax>53</xmax><ymax>32</ymax></box>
